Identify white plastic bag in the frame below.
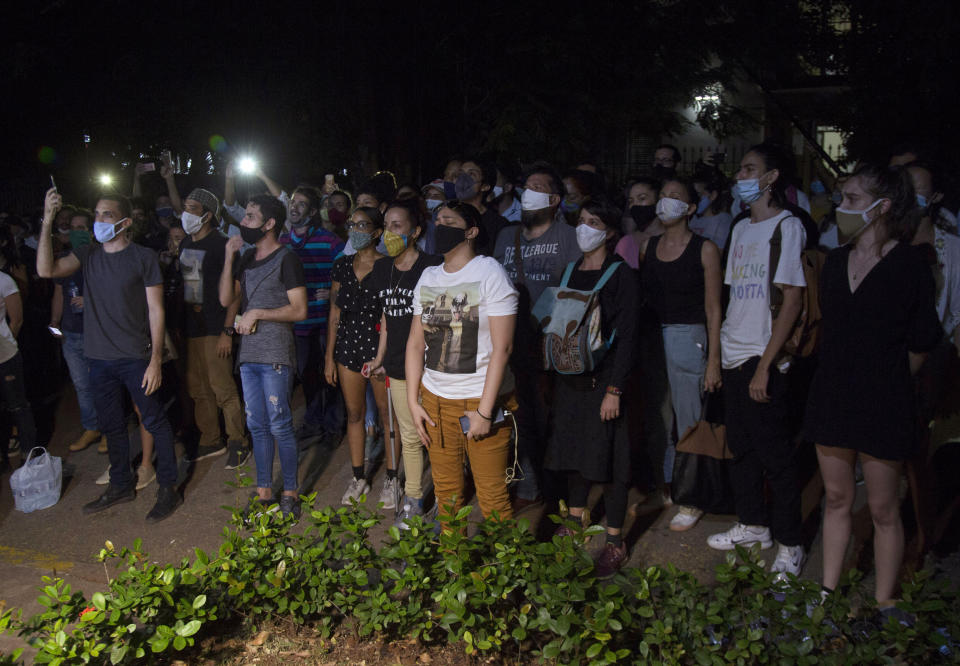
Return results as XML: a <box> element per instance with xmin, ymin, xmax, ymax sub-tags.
<box><xmin>9</xmin><ymin>447</ymin><xmax>62</xmax><ymax>513</ymax></box>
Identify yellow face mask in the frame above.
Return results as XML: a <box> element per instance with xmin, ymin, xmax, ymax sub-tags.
<box><xmin>383</xmin><ymin>230</ymin><xmax>409</xmax><ymax>257</ymax></box>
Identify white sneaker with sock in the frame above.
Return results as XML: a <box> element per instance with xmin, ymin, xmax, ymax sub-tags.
<box><xmin>706</xmin><ymin>522</ymin><xmax>773</xmax><ymax>550</ymax></box>
<box><xmin>770</xmin><ymin>543</ymin><xmax>806</xmax><ymax>576</ymax></box>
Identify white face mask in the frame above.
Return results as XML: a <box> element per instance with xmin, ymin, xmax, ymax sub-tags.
<box><xmin>575</xmin><ymin>223</ymin><xmax>608</xmax><ymax>253</ymax></box>
<box><xmin>656</xmin><ymin>197</ymin><xmax>690</xmax><ymax>221</ymax></box>
<box><xmin>181</xmin><ymin>210</ymin><xmax>206</xmax><ymax>235</ymax></box>
<box><xmin>521</xmin><ymin>188</ymin><xmax>552</xmax><ymax>211</ymax></box>
<box><xmin>491</xmin><ymin>185</ymin><xmax>504</xmax><ymax>199</ymax></box>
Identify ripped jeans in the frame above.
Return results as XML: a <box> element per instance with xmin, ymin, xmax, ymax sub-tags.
<box><xmin>240</xmin><ymin>362</ymin><xmax>298</xmax><ymax>492</ymax></box>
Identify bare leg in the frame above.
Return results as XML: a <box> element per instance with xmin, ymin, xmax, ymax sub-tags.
<box><xmin>339</xmin><ymin>364</ymin><xmax>368</xmax><ymax>470</ymax></box>
<box><xmin>862</xmin><ymin>454</ymin><xmax>904</xmax><ymax>603</ymax></box>
<box><xmin>133</xmin><ymin>404</ymin><xmax>154</xmax><ymax>471</ymax></box>
<box><xmin>816</xmin><ymin>444</ymin><xmax>857</xmax><ymax>591</ymax></box>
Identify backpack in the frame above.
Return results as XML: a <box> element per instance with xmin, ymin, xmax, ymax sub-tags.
<box><xmin>531</xmin><ymin>260</ymin><xmax>622</xmax><ymax>374</ymax></box>
<box><xmin>768</xmin><ymin>218</ymin><xmax>825</xmax><ymax>358</ymax></box>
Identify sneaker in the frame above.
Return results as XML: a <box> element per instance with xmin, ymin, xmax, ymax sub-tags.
<box><xmin>669</xmin><ymin>506</ymin><xmax>704</xmax><ymax>532</ymax></box>
<box><xmin>185</xmin><ymin>443</ymin><xmax>227</xmax><ymax>462</ymax></box>
<box><xmin>279</xmin><ymin>495</ymin><xmax>301</xmax><ymax>521</ymax></box>
<box><xmin>95</xmin><ymin>465</ymin><xmax>111</xmax><ymax>485</ymax></box>
<box><xmin>393</xmin><ymin>499</ymin><xmax>424</xmax><ymax>530</ymax></box>
<box><xmin>69</xmin><ymin>430</ymin><xmax>102</xmax><ymax>452</ymax></box>
<box><xmin>378</xmin><ymin>476</ymin><xmax>401</xmax><ymax>510</ymax></box>
<box><xmin>660</xmin><ymin>489</ymin><xmax>673</xmax><ymax>507</ymax></box>
<box><xmin>146</xmin><ymin>485</ymin><xmax>182</xmax><ymax>523</ymax></box>
<box><xmin>224</xmin><ymin>442</ymin><xmax>250</xmax><ymax>469</ymax></box>
<box><xmin>341</xmin><ymin>477</ymin><xmax>370</xmax><ymax>505</ymax></box>
<box><xmin>707</xmin><ymin>523</ymin><xmax>774</xmax><ymax>551</ymax></box>
<box><xmin>770</xmin><ymin>543</ymin><xmax>806</xmax><ymax>576</ymax></box>
<box><xmin>83</xmin><ymin>484</ymin><xmax>135</xmax><ymax>514</ymax></box>
<box><xmin>135</xmin><ymin>465</ymin><xmax>155</xmax><ymax>491</ymax></box>
<box><xmin>594</xmin><ymin>542</ymin><xmax>627</xmax><ymax>578</ymax></box>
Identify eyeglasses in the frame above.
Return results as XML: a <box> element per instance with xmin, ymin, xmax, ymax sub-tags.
<box><xmin>346</xmin><ymin>221</ymin><xmax>372</xmax><ymax>231</ymax></box>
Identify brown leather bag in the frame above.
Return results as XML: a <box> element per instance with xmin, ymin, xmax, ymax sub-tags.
<box><xmin>768</xmin><ymin>218</ymin><xmax>826</xmax><ymax>358</ymax></box>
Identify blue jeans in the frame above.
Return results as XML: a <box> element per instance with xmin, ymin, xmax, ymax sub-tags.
<box><xmin>62</xmin><ymin>332</ymin><xmax>99</xmax><ymax>432</ymax></box>
<box><xmin>661</xmin><ymin>324</ymin><xmax>708</xmax><ymax>484</ymax></box>
<box><xmin>240</xmin><ymin>363</ymin><xmax>298</xmax><ymax>491</ymax></box>
<box><xmin>88</xmin><ymin>358</ymin><xmax>177</xmax><ymax>488</ymax></box>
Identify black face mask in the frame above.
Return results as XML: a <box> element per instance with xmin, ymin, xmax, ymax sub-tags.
<box><xmin>435</xmin><ymin>225</ymin><xmax>468</xmax><ymax>254</ymax></box>
<box><xmin>651</xmin><ymin>165</ymin><xmax>676</xmax><ymax>180</ymax></box>
<box><xmin>240</xmin><ymin>224</ymin><xmax>267</xmax><ymax>245</ymax></box>
<box><xmin>630</xmin><ymin>204</ymin><xmax>657</xmax><ymax>231</ymax></box>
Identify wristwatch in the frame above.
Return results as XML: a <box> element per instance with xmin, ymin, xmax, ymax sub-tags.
<box><xmin>222</xmin><ymin>327</ymin><xmax>235</xmax><ymax>336</ymax></box>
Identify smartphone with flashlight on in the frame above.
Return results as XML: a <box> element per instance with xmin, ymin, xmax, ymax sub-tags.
<box><xmin>48</xmin><ymin>325</ymin><xmax>63</xmax><ymax>338</ymax></box>
<box><xmin>460</xmin><ymin>408</ymin><xmax>505</xmax><ymax>434</ymax></box>
<box><xmin>49</xmin><ymin>175</ymin><xmax>56</xmax><ymax>191</ymax></box>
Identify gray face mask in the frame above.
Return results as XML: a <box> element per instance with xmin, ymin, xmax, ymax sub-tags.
<box><xmin>349</xmin><ymin>230</ymin><xmax>374</xmax><ymax>250</ymax></box>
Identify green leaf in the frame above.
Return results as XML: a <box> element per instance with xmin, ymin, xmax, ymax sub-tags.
<box><xmin>173</xmin><ymin>635</ymin><xmax>186</xmax><ymax>651</ymax></box>
<box><xmin>179</xmin><ymin>620</ymin><xmax>202</xmax><ymax>637</ymax></box>
<box><xmin>92</xmin><ymin>592</ymin><xmax>106</xmax><ymax>610</ymax></box>
<box><xmin>586</xmin><ymin>643</ymin><xmax>603</xmax><ymax>659</ymax></box>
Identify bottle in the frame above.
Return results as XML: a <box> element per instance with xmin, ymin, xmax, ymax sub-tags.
<box><xmin>68</xmin><ymin>282</ymin><xmax>82</xmax><ymax>314</ymax></box>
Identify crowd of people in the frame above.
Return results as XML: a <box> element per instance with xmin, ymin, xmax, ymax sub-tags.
<box><xmin>0</xmin><ymin>139</ymin><xmax>957</xmax><ymax>601</ymax></box>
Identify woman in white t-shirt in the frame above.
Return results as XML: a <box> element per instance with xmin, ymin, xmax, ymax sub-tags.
<box><xmin>406</xmin><ymin>200</ymin><xmax>518</xmax><ymax>521</ymax></box>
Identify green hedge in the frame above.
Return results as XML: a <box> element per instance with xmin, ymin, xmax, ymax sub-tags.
<box><xmin>1</xmin><ymin>494</ymin><xmax>958</xmax><ymax>665</ymax></box>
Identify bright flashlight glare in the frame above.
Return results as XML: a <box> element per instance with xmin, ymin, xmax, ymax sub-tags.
<box><xmin>98</xmin><ymin>174</ymin><xmax>113</xmax><ymax>186</ymax></box>
<box><xmin>238</xmin><ymin>157</ymin><xmax>257</xmax><ymax>175</ymax></box>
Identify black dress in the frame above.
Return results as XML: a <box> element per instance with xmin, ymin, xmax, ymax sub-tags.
<box><xmin>331</xmin><ymin>255</ymin><xmax>383</xmax><ymax>372</ymax></box>
<box><xmin>544</xmin><ymin>255</ymin><xmax>638</xmax><ymax>482</ymax></box>
<box><xmin>803</xmin><ymin>243</ymin><xmax>941</xmax><ymax>460</ymax></box>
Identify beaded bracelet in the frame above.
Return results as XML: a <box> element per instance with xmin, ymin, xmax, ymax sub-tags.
<box><xmin>605</xmin><ymin>385</ymin><xmax>622</xmax><ymax>396</ymax></box>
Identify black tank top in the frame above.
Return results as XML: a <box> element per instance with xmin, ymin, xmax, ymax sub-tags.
<box><xmin>642</xmin><ymin>233</ymin><xmax>706</xmax><ymax>325</ymax></box>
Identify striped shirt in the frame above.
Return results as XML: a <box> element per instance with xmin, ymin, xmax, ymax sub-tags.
<box><xmin>279</xmin><ymin>225</ymin><xmax>345</xmax><ymax>336</ymax></box>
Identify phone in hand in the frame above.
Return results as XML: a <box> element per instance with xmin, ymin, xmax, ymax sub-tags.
<box><xmin>48</xmin><ymin>325</ymin><xmax>63</xmax><ymax>338</ymax></box>
<box><xmin>49</xmin><ymin>175</ymin><xmax>57</xmax><ymax>191</ymax></box>
<box><xmin>460</xmin><ymin>408</ymin><xmax>505</xmax><ymax>434</ymax></box>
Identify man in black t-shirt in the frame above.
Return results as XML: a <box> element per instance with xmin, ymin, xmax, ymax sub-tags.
<box><xmin>38</xmin><ymin>188</ymin><xmax>182</xmax><ymax>523</ymax></box>
<box><xmin>454</xmin><ymin>158</ymin><xmax>508</xmax><ymax>256</ymax></box>
<box><xmin>179</xmin><ymin>188</ymin><xmax>248</xmax><ymax>468</ymax></box>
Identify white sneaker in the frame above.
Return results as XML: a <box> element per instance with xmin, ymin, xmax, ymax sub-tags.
<box><xmin>770</xmin><ymin>543</ymin><xmax>806</xmax><ymax>576</ymax></box>
<box><xmin>707</xmin><ymin>523</ymin><xmax>773</xmax><ymax>551</ymax></box>
<box><xmin>135</xmin><ymin>465</ymin><xmax>155</xmax><ymax>491</ymax></box>
<box><xmin>341</xmin><ymin>477</ymin><xmax>370</xmax><ymax>505</ymax></box>
<box><xmin>95</xmin><ymin>466</ymin><xmax>111</xmax><ymax>485</ymax></box>
<box><xmin>669</xmin><ymin>506</ymin><xmax>704</xmax><ymax>532</ymax></box>
<box><xmin>378</xmin><ymin>476</ymin><xmax>401</xmax><ymax>510</ymax></box>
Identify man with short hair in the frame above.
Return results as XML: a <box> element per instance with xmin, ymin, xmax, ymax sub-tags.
<box><xmin>455</xmin><ymin>158</ymin><xmax>508</xmax><ymax>256</ymax></box>
<box><xmin>219</xmin><ymin>195</ymin><xmax>307</xmax><ymax>518</ymax></box>
<box><xmin>178</xmin><ymin>188</ymin><xmax>249</xmax><ymax>467</ymax></box>
<box><xmin>38</xmin><ymin>187</ymin><xmax>182</xmax><ymax>522</ymax></box>
<box><xmin>652</xmin><ymin>144</ymin><xmax>681</xmax><ymax>180</ymax></box>
<box><xmin>493</xmin><ymin>162</ymin><xmax>581</xmax><ymax>511</ymax></box>
<box><xmin>278</xmin><ymin>186</ymin><xmax>345</xmax><ymax>444</ymax></box>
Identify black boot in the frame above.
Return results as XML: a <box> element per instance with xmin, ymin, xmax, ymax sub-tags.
<box><xmin>146</xmin><ymin>485</ymin><xmax>182</xmax><ymax>523</ymax></box>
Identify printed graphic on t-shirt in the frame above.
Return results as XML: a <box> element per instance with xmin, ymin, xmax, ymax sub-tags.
<box><xmin>379</xmin><ymin>285</ymin><xmax>415</xmax><ymax>318</ymax></box>
<box><xmin>501</xmin><ymin>242</ymin><xmax>562</xmax><ymax>284</ymax></box>
<box><xmin>180</xmin><ymin>248</ymin><xmax>206</xmax><ymax>304</ymax></box>
<box><xmin>728</xmin><ymin>238</ymin><xmax>768</xmax><ymax>302</ymax></box>
<box><xmin>420</xmin><ymin>282</ymin><xmax>480</xmax><ymax>374</ymax></box>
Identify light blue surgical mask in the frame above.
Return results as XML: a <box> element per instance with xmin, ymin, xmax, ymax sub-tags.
<box><xmin>734</xmin><ymin>177</ymin><xmax>766</xmax><ymax>205</ymax></box>
<box><xmin>93</xmin><ymin>219</ymin><xmax>126</xmax><ymax>243</ymax></box>
<box><xmin>425</xmin><ymin>198</ymin><xmax>442</xmax><ymax>211</ymax></box>
<box><xmin>917</xmin><ymin>194</ymin><xmax>928</xmax><ymax>209</ymax></box>
<box><xmin>697</xmin><ymin>194</ymin><xmax>711</xmax><ymax>215</ymax></box>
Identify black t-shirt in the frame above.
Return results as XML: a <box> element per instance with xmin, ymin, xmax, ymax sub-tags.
<box><xmin>179</xmin><ymin>230</ymin><xmax>230</xmax><ymax>338</ymax></box>
<box><xmin>56</xmin><ymin>268</ymin><xmax>85</xmax><ymax>334</ymax></box>
<box><xmin>368</xmin><ymin>252</ymin><xmax>442</xmax><ymax>378</ymax></box>
<box><xmin>478</xmin><ymin>207</ymin><xmax>509</xmax><ymax>257</ymax></box>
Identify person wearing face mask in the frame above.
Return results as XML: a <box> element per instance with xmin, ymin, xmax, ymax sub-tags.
<box><xmin>490</xmin><ymin>167</ymin><xmax>521</xmax><ymax>223</ymax></box>
<box><xmin>176</xmin><ymin>188</ymin><xmax>250</xmax><ymax>469</ymax></box>
<box><xmin>493</xmin><ymin>162</ymin><xmax>581</xmax><ymax>513</ymax></box>
<box><xmin>454</xmin><ymin>158</ymin><xmax>506</xmax><ymax>256</ymax></box>
<box><xmin>325</xmin><ymin>207</ymin><xmax>392</xmax><ymax>505</ymax></box>
<box><xmin>48</xmin><ymin>211</ymin><xmax>104</xmax><ymax>455</ymax></box>
<box><xmin>708</xmin><ymin>143</ymin><xmax>808</xmax><ymax>577</ymax></box>
<box><xmin>804</xmin><ymin>164</ymin><xmax>940</xmax><ymax>606</ymax></box>
<box><xmin>220</xmin><ymin>195</ymin><xmax>308</xmax><ymax>519</ymax></box>
<box><xmin>652</xmin><ymin>144</ymin><xmax>681</xmax><ymax>181</ymax></box>
<box><xmin>544</xmin><ymin>197</ymin><xmax>638</xmax><ymax>577</ymax></box>
<box><xmin>639</xmin><ymin>179</ymin><xmax>723</xmax><ymax>531</ymax></box>
<box><xmin>38</xmin><ymin>188</ymin><xmax>182</xmax><ymax>522</ymax></box>
<box><xmin>407</xmin><ymin>200</ymin><xmax>519</xmax><ymax>521</ymax></box>
<box><xmin>689</xmin><ymin>173</ymin><xmax>734</xmax><ymax>251</ymax></box>
<box><xmin>278</xmin><ymin>186</ymin><xmax>345</xmax><ymax>446</ymax></box>
<box><xmin>365</xmin><ymin>200</ymin><xmax>442</xmax><ymax>518</ymax></box>
<box><xmin>615</xmin><ymin>178</ymin><xmax>662</xmax><ymax>269</ymax></box>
